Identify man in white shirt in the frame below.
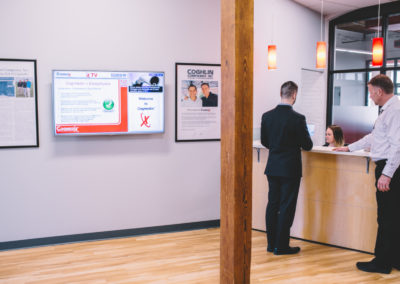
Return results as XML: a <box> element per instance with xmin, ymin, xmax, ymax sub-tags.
<box><xmin>335</xmin><ymin>74</ymin><xmax>400</xmax><ymax>274</ymax></box>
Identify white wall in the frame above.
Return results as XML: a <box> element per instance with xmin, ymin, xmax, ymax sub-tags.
<box><xmin>0</xmin><ymin>0</ymin><xmax>221</xmax><ymax>242</ymax></box>
<box><xmin>253</xmin><ymin>0</ymin><xmax>325</xmax><ymax>143</ymax></box>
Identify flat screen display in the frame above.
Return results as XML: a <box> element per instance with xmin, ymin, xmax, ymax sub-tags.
<box><xmin>53</xmin><ymin>70</ymin><xmax>164</xmax><ymax>135</ymax></box>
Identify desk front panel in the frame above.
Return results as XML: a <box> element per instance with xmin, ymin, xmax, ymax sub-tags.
<box><xmin>252</xmin><ymin>149</ymin><xmax>377</xmax><ymax>252</ymax></box>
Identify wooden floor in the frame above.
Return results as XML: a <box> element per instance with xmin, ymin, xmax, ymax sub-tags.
<box><xmin>1</xmin><ymin>229</ymin><xmax>399</xmax><ymax>283</ymax></box>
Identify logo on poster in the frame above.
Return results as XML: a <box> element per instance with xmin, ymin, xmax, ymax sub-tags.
<box><xmin>187</xmin><ymin>69</ymin><xmax>214</xmax><ymax>79</ymax></box>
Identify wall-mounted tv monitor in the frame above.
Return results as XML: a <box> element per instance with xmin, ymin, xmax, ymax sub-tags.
<box><xmin>53</xmin><ymin>70</ymin><xmax>164</xmax><ymax>135</ymax></box>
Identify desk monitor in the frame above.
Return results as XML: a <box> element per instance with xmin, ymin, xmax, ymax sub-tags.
<box><xmin>307</xmin><ymin>124</ymin><xmax>315</xmax><ymax>137</ymax></box>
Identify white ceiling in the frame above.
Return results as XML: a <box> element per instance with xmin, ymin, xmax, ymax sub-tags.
<box><xmin>293</xmin><ymin>0</ymin><xmax>398</xmax><ymax>18</ymax></box>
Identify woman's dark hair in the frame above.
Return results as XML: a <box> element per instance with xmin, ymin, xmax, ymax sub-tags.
<box><xmin>328</xmin><ymin>125</ymin><xmax>344</xmax><ymax>147</ymax></box>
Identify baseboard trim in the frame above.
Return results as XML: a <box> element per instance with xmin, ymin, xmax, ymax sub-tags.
<box><xmin>0</xmin><ymin>219</ymin><xmax>220</xmax><ymax>251</ymax></box>
<box><xmin>252</xmin><ymin>228</ymin><xmax>374</xmax><ymax>255</ymax></box>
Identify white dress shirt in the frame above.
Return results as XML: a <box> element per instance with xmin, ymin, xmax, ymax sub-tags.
<box><xmin>348</xmin><ymin>95</ymin><xmax>400</xmax><ymax>177</ymax></box>
<box><xmin>181</xmin><ymin>96</ymin><xmax>202</xmax><ymax>108</ymax></box>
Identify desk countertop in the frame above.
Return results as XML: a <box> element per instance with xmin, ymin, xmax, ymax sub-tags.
<box><xmin>253</xmin><ymin>140</ymin><xmax>370</xmax><ymax>158</ymax></box>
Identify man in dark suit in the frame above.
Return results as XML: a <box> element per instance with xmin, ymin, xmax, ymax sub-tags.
<box><xmin>261</xmin><ymin>81</ymin><xmax>313</xmax><ymax>255</ymax></box>
<box><xmin>200</xmin><ymin>82</ymin><xmax>218</xmax><ymax>107</ymax></box>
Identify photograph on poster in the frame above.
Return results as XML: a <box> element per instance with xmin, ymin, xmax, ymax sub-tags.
<box><xmin>175</xmin><ymin>63</ymin><xmax>221</xmax><ymax>142</ymax></box>
<box><xmin>0</xmin><ymin>59</ymin><xmax>38</xmax><ymax>148</ymax></box>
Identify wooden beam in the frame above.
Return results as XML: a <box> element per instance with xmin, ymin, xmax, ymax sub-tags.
<box><xmin>220</xmin><ymin>0</ymin><xmax>254</xmax><ymax>283</ymax></box>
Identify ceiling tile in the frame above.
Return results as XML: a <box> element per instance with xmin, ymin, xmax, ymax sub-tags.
<box><xmin>292</xmin><ymin>0</ymin><xmax>397</xmax><ymax>17</ymax></box>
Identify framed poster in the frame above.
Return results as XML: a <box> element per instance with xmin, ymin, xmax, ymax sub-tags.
<box><xmin>0</xmin><ymin>59</ymin><xmax>39</xmax><ymax>148</ymax></box>
<box><xmin>175</xmin><ymin>62</ymin><xmax>221</xmax><ymax>142</ymax></box>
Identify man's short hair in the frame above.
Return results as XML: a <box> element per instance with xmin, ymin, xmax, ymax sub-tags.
<box><xmin>280</xmin><ymin>81</ymin><xmax>298</xmax><ymax>99</ymax></box>
<box><xmin>368</xmin><ymin>74</ymin><xmax>394</xmax><ymax>95</ymax></box>
<box><xmin>201</xmin><ymin>82</ymin><xmax>209</xmax><ymax>87</ymax></box>
<box><xmin>188</xmin><ymin>84</ymin><xmax>197</xmax><ymax>90</ymax></box>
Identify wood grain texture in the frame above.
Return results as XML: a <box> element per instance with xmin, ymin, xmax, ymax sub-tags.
<box><xmin>1</xmin><ymin>229</ymin><xmax>399</xmax><ymax>283</ymax></box>
<box><xmin>221</xmin><ymin>0</ymin><xmax>254</xmax><ymax>283</ymax></box>
<box><xmin>252</xmin><ymin>149</ymin><xmax>378</xmax><ymax>252</ymax></box>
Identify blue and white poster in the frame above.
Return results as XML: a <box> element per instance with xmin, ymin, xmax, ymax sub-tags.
<box><xmin>0</xmin><ymin>59</ymin><xmax>38</xmax><ymax>148</ymax></box>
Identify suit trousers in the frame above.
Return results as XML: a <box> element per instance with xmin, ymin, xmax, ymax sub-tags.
<box><xmin>374</xmin><ymin>160</ymin><xmax>400</xmax><ymax>266</ymax></box>
<box><xmin>265</xmin><ymin>175</ymin><xmax>301</xmax><ymax>249</ymax></box>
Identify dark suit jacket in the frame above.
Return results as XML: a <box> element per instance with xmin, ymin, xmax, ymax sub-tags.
<box><xmin>201</xmin><ymin>92</ymin><xmax>218</xmax><ymax>107</ymax></box>
<box><xmin>261</xmin><ymin>104</ymin><xmax>313</xmax><ymax>178</ymax></box>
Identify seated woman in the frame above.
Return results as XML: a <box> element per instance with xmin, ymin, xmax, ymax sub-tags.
<box><xmin>323</xmin><ymin>125</ymin><xmax>345</xmax><ymax>147</ymax></box>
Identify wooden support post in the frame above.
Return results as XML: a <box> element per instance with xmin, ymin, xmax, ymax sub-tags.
<box><xmin>220</xmin><ymin>0</ymin><xmax>254</xmax><ymax>283</ymax></box>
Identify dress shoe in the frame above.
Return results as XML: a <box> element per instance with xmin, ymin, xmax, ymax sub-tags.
<box><xmin>266</xmin><ymin>246</ymin><xmax>274</xmax><ymax>253</ymax></box>
<box><xmin>392</xmin><ymin>263</ymin><xmax>400</xmax><ymax>270</ymax></box>
<box><xmin>273</xmin><ymin>246</ymin><xmax>300</xmax><ymax>255</ymax></box>
<box><xmin>356</xmin><ymin>259</ymin><xmax>391</xmax><ymax>274</ymax></box>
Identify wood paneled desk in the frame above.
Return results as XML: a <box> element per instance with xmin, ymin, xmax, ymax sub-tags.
<box><xmin>252</xmin><ymin>142</ymin><xmax>377</xmax><ymax>253</ymax></box>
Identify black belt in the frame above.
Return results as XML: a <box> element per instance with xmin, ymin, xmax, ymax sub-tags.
<box><xmin>375</xmin><ymin>159</ymin><xmax>387</xmax><ymax>166</ymax></box>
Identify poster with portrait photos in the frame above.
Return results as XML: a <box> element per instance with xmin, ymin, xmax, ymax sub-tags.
<box><xmin>175</xmin><ymin>63</ymin><xmax>221</xmax><ymax>142</ymax></box>
<box><xmin>0</xmin><ymin>59</ymin><xmax>39</xmax><ymax>148</ymax></box>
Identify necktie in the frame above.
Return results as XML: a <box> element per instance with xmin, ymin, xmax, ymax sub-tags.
<box><xmin>374</xmin><ymin>108</ymin><xmax>383</xmax><ymax>130</ymax></box>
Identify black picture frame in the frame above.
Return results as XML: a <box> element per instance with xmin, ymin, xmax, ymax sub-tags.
<box><xmin>0</xmin><ymin>58</ymin><xmax>39</xmax><ymax>148</ymax></box>
<box><xmin>175</xmin><ymin>62</ymin><xmax>221</xmax><ymax>142</ymax></box>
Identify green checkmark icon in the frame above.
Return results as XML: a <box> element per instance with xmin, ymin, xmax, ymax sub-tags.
<box><xmin>103</xmin><ymin>100</ymin><xmax>114</xmax><ymax>110</ymax></box>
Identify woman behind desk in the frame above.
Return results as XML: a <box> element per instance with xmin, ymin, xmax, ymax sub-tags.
<box><xmin>324</xmin><ymin>125</ymin><xmax>345</xmax><ymax>147</ymax></box>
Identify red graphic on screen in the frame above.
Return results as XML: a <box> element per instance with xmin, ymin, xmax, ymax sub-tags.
<box><xmin>141</xmin><ymin>113</ymin><xmax>151</xmax><ymax>128</ymax></box>
<box><xmin>86</xmin><ymin>73</ymin><xmax>98</xmax><ymax>78</ymax></box>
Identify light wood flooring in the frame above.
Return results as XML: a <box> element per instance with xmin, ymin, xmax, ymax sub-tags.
<box><xmin>1</xmin><ymin>229</ymin><xmax>399</xmax><ymax>283</ymax></box>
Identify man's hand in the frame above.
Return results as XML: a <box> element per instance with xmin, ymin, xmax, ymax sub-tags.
<box><xmin>333</xmin><ymin>146</ymin><xmax>349</xmax><ymax>152</ymax></box>
<box><xmin>377</xmin><ymin>175</ymin><xmax>391</xmax><ymax>192</ymax></box>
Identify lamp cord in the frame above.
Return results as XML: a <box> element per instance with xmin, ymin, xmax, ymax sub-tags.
<box><xmin>377</xmin><ymin>0</ymin><xmax>381</xmax><ymax>37</ymax></box>
<box><xmin>320</xmin><ymin>0</ymin><xmax>323</xmax><ymax>41</ymax></box>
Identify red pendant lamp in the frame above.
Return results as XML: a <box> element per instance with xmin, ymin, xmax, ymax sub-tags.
<box><xmin>267</xmin><ymin>11</ymin><xmax>277</xmax><ymax>71</ymax></box>
<box><xmin>316</xmin><ymin>41</ymin><xmax>327</xmax><ymax>69</ymax></box>
<box><xmin>372</xmin><ymin>37</ymin><xmax>384</xmax><ymax>66</ymax></box>
<box><xmin>268</xmin><ymin>45</ymin><xmax>277</xmax><ymax>70</ymax></box>
<box><xmin>316</xmin><ymin>0</ymin><xmax>326</xmax><ymax>69</ymax></box>
<box><xmin>372</xmin><ymin>1</ymin><xmax>383</xmax><ymax>66</ymax></box>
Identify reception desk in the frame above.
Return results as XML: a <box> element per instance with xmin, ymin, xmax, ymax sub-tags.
<box><xmin>252</xmin><ymin>143</ymin><xmax>377</xmax><ymax>253</ymax></box>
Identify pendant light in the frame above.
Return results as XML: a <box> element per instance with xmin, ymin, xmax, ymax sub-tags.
<box><xmin>268</xmin><ymin>45</ymin><xmax>277</xmax><ymax>70</ymax></box>
<box><xmin>268</xmin><ymin>7</ymin><xmax>277</xmax><ymax>70</ymax></box>
<box><xmin>316</xmin><ymin>42</ymin><xmax>327</xmax><ymax>69</ymax></box>
<box><xmin>372</xmin><ymin>0</ymin><xmax>383</xmax><ymax>66</ymax></box>
<box><xmin>316</xmin><ymin>0</ymin><xmax>326</xmax><ymax>69</ymax></box>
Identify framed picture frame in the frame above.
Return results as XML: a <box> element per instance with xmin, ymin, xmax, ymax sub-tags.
<box><xmin>0</xmin><ymin>59</ymin><xmax>39</xmax><ymax>148</ymax></box>
<box><xmin>175</xmin><ymin>62</ymin><xmax>221</xmax><ymax>142</ymax></box>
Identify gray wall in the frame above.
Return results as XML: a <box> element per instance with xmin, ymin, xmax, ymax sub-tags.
<box><xmin>253</xmin><ymin>0</ymin><xmax>323</xmax><ymax>143</ymax></box>
<box><xmin>0</xmin><ymin>0</ymin><xmax>323</xmax><ymax>243</ymax></box>
<box><xmin>0</xmin><ymin>0</ymin><xmax>221</xmax><ymax>242</ymax></box>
